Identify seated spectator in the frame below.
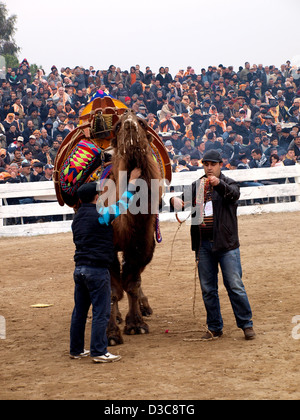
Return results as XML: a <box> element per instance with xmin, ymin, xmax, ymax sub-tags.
<box><xmin>270</xmin><ymin>154</ymin><xmax>284</xmax><ymax>167</ymax></box>
<box><xmin>30</xmin><ymin>161</ymin><xmax>44</xmax><ymax>182</ymax></box>
<box><xmin>175</xmin><ymin>159</ymin><xmax>189</xmax><ymax>172</ymax></box>
<box><xmin>2</xmin><ymin>113</ymin><xmax>18</xmax><ymax>134</ymax></box>
<box><xmin>147</xmin><ymin>113</ymin><xmax>159</xmax><ymax>131</ymax></box>
<box><xmin>187</xmin><ymin>151</ymin><xmax>202</xmax><ymax>171</ymax></box>
<box><xmin>8</xmin><ymin>136</ymin><xmax>25</xmax><ymax>155</ymax></box>
<box><xmin>283</xmin><ymin>149</ymin><xmax>297</xmax><ymax>166</ymax></box>
<box><xmin>24</xmin><ymin>108</ymin><xmax>42</xmax><ymax>131</ymax></box>
<box><xmin>18</xmin><ymin>161</ymin><xmax>31</xmax><ymax>183</ymax></box>
<box><xmin>164</xmin><ymin>140</ymin><xmax>178</xmax><ymax>160</ymax></box>
<box><xmin>53</xmin><ymin>122</ymin><xmax>70</xmax><ymax>140</ymax></box>
<box><xmin>49</xmin><ymin>139</ymin><xmax>60</xmax><ymax>162</ymax></box>
<box><xmin>204</xmin><ymin>131</ymin><xmax>223</xmax><ymax>152</ymax></box>
<box><xmin>40</xmin><ymin>127</ymin><xmax>53</xmax><ymax>146</ymax></box>
<box><xmin>39</xmin><ymin>164</ymin><xmax>54</xmax><ymax>181</ymax></box>
<box><xmin>180</xmin><ymin>137</ymin><xmax>196</xmax><ymax>156</ymax></box>
<box><xmin>37</xmin><ymin>143</ymin><xmax>53</xmax><ymax>165</ymax></box>
<box><xmin>22</xmin><ymin>149</ymin><xmax>33</xmax><ymax>165</ymax></box>
<box><xmin>52</xmin><ymin>86</ymin><xmax>72</xmax><ymax>105</ymax></box>
<box><xmin>10</xmin><ymin>148</ymin><xmax>23</xmax><ymax>168</ymax></box>
<box><xmin>287</xmin><ymin>133</ymin><xmax>300</xmax><ymax>159</ymax></box>
<box><xmin>22</xmin><ymin>120</ymin><xmax>35</xmax><ymax>143</ymax></box>
<box><xmin>159</xmin><ymin>112</ymin><xmax>180</xmax><ymax>133</ymax></box>
<box><xmin>249</xmin><ymin>148</ymin><xmax>270</xmax><ymax>168</ymax></box>
<box><xmin>169</xmin><ymin>131</ymin><xmax>184</xmax><ymax>151</ymax></box>
<box><xmin>159</xmin><ymin>100</ymin><xmax>177</xmax><ymax>121</ymax></box>
<box><xmin>6</xmin><ymin>124</ymin><xmax>21</xmax><ymax>147</ymax></box>
<box><xmin>279</xmin><ymin>127</ymin><xmax>294</xmax><ymax>152</ymax></box>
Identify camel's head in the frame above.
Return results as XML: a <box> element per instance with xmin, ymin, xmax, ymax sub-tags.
<box><xmin>112</xmin><ymin>109</ymin><xmax>152</xmax><ymax>161</ymax></box>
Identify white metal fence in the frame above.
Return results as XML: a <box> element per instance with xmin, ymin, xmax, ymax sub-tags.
<box><xmin>0</xmin><ymin>165</ymin><xmax>300</xmax><ymax>237</ymax></box>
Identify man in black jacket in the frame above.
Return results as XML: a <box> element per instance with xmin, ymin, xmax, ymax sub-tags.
<box><xmin>171</xmin><ymin>150</ymin><xmax>255</xmax><ymax>341</ymax></box>
<box><xmin>70</xmin><ymin>181</ymin><xmax>120</xmax><ymax>363</ymax></box>
<box><xmin>70</xmin><ymin>169</ymin><xmax>140</xmax><ymax>363</ymax></box>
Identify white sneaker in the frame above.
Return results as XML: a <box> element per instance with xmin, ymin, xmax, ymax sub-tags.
<box><xmin>93</xmin><ymin>352</ymin><xmax>121</xmax><ymax>363</ymax></box>
<box><xmin>70</xmin><ymin>349</ymin><xmax>90</xmax><ymax>359</ymax></box>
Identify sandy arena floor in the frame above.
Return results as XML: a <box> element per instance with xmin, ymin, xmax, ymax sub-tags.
<box><xmin>0</xmin><ymin>213</ymin><xmax>300</xmax><ymax>400</ymax></box>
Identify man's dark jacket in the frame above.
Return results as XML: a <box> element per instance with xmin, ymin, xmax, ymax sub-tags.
<box><xmin>72</xmin><ymin>203</ymin><xmax>114</xmax><ymax>268</ymax></box>
<box><xmin>183</xmin><ymin>173</ymin><xmax>240</xmax><ymax>253</ymax></box>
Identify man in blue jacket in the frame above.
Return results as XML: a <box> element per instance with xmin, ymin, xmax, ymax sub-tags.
<box><xmin>70</xmin><ymin>168</ymin><xmax>140</xmax><ymax>363</ymax></box>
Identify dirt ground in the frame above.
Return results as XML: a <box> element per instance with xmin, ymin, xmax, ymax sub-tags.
<box><xmin>0</xmin><ymin>213</ymin><xmax>300</xmax><ymax>400</ymax></box>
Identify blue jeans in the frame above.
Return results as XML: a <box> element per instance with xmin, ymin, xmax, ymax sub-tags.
<box><xmin>197</xmin><ymin>241</ymin><xmax>253</xmax><ymax>332</ymax></box>
<box><xmin>70</xmin><ymin>265</ymin><xmax>111</xmax><ymax>357</ymax></box>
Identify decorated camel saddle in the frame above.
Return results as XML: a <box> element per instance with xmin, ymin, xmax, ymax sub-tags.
<box><xmin>53</xmin><ymin>95</ymin><xmax>172</xmax><ymax>209</ymax></box>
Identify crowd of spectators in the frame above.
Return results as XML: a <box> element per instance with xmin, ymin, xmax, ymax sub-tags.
<box><xmin>0</xmin><ymin>59</ymin><xmax>300</xmax><ymax>187</ymax></box>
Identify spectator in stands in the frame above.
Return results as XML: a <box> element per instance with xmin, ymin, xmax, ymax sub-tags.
<box><xmin>159</xmin><ymin>112</ymin><xmax>180</xmax><ymax>133</ymax></box>
<box><xmin>270</xmin><ymin>154</ymin><xmax>284</xmax><ymax>167</ymax></box>
<box><xmin>1</xmin><ymin>58</ymin><xmax>300</xmax><ymax>220</ymax></box>
<box><xmin>18</xmin><ymin>161</ymin><xmax>31</xmax><ymax>182</ymax></box>
<box><xmin>10</xmin><ymin>148</ymin><xmax>23</xmax><ymax>167</ymax></box>
<box><xmin>283</xmin><ymin>149</ymin><xmax>297</xmax><ymax>166</ymax></box>
<box><xmin>49</xmin><ymin>139</ymin><xmax>60</xmax><ymax>162</ymax></box>
<box><xmin>180</xmin><ymin>137</ymin><xmax>196</xmax><ymax>156</ymax></box>
<box><xmin>30</xmin><ymin>161</ymin><xmax>44</xmax><ymax>182</ymax></box>
<box><xmin>22</xmin><ymin>120</ymin><xmax>35</xmax><ymax>143</ymax></box>
<box><xmin>53</xmin><ymin>122</ymin><xmax>69</xmax><ymax>140</ymax></box>
<box><xmin>39</xmin><ymin>164</ymin><xmax>54</xmax><ymax>181</ymax></box>
<box><xmin>40</xmin><ymin>127</ymin><xmax>52</xmax><ymax>146</ymax></box>
<box><xmin>249</xmin><ymin>148</ymin><xmax>270</xmax><ymax>168</ymax></box>
<box><xmin>287</xmin><ymin>133</ymin><xmax>300</xmax><ymax>160</ymax></box>
<box><xmin>6</xmin><ymin>124</ymin><xmax>20</xmax><ymax>146</ymax></box>
<box><xmin>2</xmin><ymin>113</ymin><xmax>18</xmax><ymax>134</ymax></box>
<box><xmin>279</xmin><ymin>128</ymin><xmax>294</xmax><ymax>152</ymax></box>
<box><xmin>37</xmin><ymin>143</ymin><xmax>52</xmax><ymax>165</ymax></box>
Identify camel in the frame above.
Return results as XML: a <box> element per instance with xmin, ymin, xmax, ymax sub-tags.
<box><xmin>107</xmin><ymin>109</ymin><xmax>163</xmax><ymax>345</ymax></box>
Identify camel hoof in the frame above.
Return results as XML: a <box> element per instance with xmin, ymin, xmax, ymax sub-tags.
<box><xmin>140</xmin><ymin>306</ymin><xmax>153</xmax><ymax>317</ymax></box>
<box><xmin>124</xmin><ymin>324</ymin><xmax>149</xmax><ymax>335</ymax></box>
<box><xmin>140</xmin><ymin>301</ymin><xmax>153</xmax><ymax>317</ymax></box>
<box><xmin>107</xmin><ymin>331</ymin><xmax>124</xmax><ymax>346</ymax></box>
<box><xmin>108</xmin><ymin>336</ymin><xmax>124</xmax><ymax>346</ymax></box>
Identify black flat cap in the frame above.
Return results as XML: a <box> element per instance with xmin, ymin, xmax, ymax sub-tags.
<box><xmin>202</xmin><ymin>150</ymin><xmax>223</xmax><ymax>163</ymax></box>
<box><xmin>77</xmin><ymin>182</ymin><xmax>98</xmax><ymax>203</ymax></box>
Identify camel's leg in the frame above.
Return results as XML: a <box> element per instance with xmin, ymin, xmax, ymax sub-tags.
<box><xmin>122</xmin><ymin>260</ymin><xmax>149</xmax><ymax>335</ymax></box>
<box><xmin>139</xmin><ymin>286</ymin><xmax>153</xmax><ymax>317</ymax></box>
<box><xmin>107</xmin><ymin>254</ymin><xmax>124</xmax><ymax>346</ymax></box>
<box><xmin>137</xmin><ymin>235</ymin><xmax>155</xmax><ymax>317</ymax></box>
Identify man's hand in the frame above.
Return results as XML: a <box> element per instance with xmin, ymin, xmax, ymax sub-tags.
<box><xmin>208</xmin><ymin>176</ymin><xmax>220</xmax><ymax>187</ymax></box>
<box><xmin>171</xmin><ymin>196</ymin><xmax>184</xmax><ymax>211</ymax></box>
<box><xmin>129</xmin><ymin>168</ymin><xmax>142</xmax><ymax>184</ymax></box>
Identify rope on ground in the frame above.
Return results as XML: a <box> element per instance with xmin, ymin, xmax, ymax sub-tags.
<box><xmin>166</xmin><ymin>221</ymin><xmax>183</xmax><ymax>277</ymax></box>
<box><xmin>164</xmin><ymin>211</ymin><xmax>211</xmax><ymax>341</ymax></box>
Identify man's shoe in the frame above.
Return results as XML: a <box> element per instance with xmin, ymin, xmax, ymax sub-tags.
<box><xmin>70</xmin><ymin>349</ymin><xmax>90</xmax><ymax>359</ymax></box>
<box><xmin>243</xmin><ymin>327</ymin><xmax>256</xmax><ymax>340</ymax></box>
<box><xmin>200</xmin><ymin>330</ymin><xmax>223</xmax><ymax>341</ymax></box>
<box><xmin>93</xmin><ymin>352</ymin><xmax>121</xmax><ymax>363</ymax></box>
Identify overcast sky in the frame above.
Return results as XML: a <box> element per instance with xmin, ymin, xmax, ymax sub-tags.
<box><xmin>5</xmin><ymin>0</ymin><xmax>300</xmax><ymax>76</ymax></box>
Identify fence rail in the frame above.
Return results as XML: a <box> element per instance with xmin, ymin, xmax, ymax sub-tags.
<box><xmin>1</xmin><ymin>165</ymin><xmax>300</xmax><ymax>237</ymax></box>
